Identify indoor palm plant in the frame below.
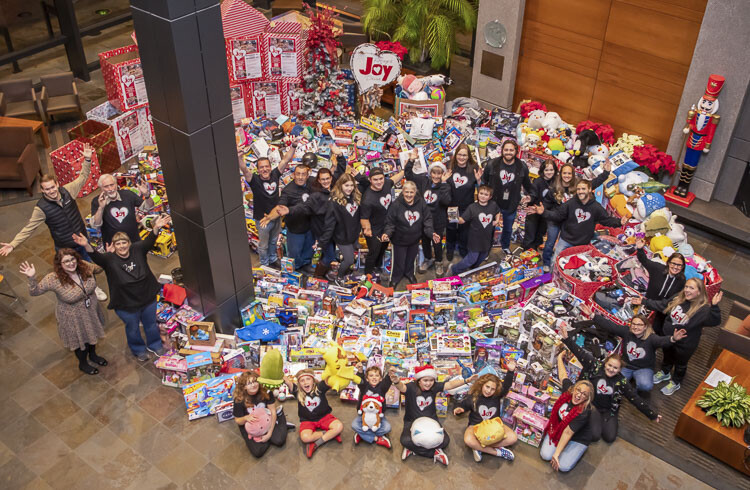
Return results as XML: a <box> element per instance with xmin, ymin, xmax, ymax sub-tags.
<box><xmin>361</xmin><ymin>0</ymin><xmax>477</xmax><ymax>69</ymax></box>
<box><xmin>696</xmin><ymin>381</ymin><xmax>750</xmax><ymax>428</ymax></box>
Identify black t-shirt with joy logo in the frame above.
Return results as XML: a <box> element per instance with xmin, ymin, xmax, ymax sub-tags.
<box><xmin>294</xmin><ymin>380</ymin><xmax>332</xmax><ymax>422</ymax></box>
<box><xmin>403</xmin><ymin>381</ymin><xmax>445</xmax><ymax>423</ymax></box>
<box><xmin>248</xmin><ymin>168</ymin><xmax>282</xmax><ymax>221</ymax></box>
<box><xmin>361</xmin><ymin>178</ymin><xmax>395</xmax><ymax>236</ymax></box>
<box><xmin>91</xmin><ymin>189</ymin><xmax>143</xmax><ymax>245</ymax></box>
<box><xmin>461</xmin><ymin>201</ymin><xmax>500</xmax><ymax>253</ymax></box>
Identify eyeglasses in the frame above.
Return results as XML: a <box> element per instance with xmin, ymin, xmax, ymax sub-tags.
<box><xmin>61</xmin><ymin>258</ymin><xmax>77</xmax><ymax>264</ymax></box>
<box><xmin>573</xmin><ymin>388</ymin><xmax>589</xmax><ymax>395</ymax></box>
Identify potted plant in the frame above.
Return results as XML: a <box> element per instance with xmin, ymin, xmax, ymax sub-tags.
<box><xmin>361</xmin><ymin>0</ymin><xmax>477</xmax><ymax>70</ymax></box>
<box><xmin>696</xmin><ymin>381</ymin><xmax>750</xmax><ymax>428</ymax></box>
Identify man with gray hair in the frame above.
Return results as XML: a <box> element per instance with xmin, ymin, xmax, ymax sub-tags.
<box><xmin>91</xmin><ymin>174</ymin><xmax>154</xmax><ymax>245</ymax></box>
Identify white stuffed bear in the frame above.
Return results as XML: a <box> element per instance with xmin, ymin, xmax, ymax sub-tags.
<box><xmin>587</xmin><ymin>143</ymin><xmax>609</xmax><ymax>167</ymax></box>
<box><xmin>527</xmin><ymin>110</ymin><xmax>546</xmax><ymax>130</ymax></box>
<box><xmin>666</xmin><ymin>215</ymin><xmax>687</xmax><ymax>246</ymax></box>
<box><xmin>618</xmin><ymin>171</ymin><xmax>650</xmax><ymax>197</ymax></box>
<box><xmin>541</xmin><ymin>112</ymin><xmax>563</xmax><ymax>133</ymax></box>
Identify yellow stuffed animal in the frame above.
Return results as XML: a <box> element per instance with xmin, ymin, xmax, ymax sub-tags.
<box><xmin>609</xmin><ymin>194</ymin><xmax>632</xmax><ymax>219</ymax></box>
<box><xmin>649</xmin><ymin>234</ymin><xmax>673</xmax><ymax>261</ymax></box>
<box><xmin>473</xmin><ymin>417</ymin><xmax>506</xmax><ymax>447</ymax></box>
<box><xmin>321</xmin><ymin>344</ymin><xmax>361</xmax><ymax>392</ymax></box>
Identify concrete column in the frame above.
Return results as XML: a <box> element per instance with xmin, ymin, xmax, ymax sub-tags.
<box><xmin>469</xmin><ymin>0</ymin><xmax>526</xmax><ymax>109</ymax></box>
<box><xmin>130</xmin><ymin>0</ymin><xmax>253</xmax><ymax>332</ymax></box>
<box><xmin>665</xmin><ymin>0</ymin><xmax>750</xmax><ymax>201</ymax></box>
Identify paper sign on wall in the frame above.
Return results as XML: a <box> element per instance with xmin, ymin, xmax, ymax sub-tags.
<box><xmin>230</xmin><ymin>38</ymin><xmax>263</xmax><ymax>80</ymax></box>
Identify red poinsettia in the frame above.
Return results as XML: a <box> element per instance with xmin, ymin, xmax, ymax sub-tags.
<box><xmin>631</xmin><ymin>144</ymin><xmax>677</xmax><ymax>179</ymax></box>
<box><xmin>375</xmin><ymin>41</ymin><xmax>408</xmax><ymax>60</ymax></box>
<box><xmin>519</xmin><ymin>101</ymin><xmax>547</xmax><ymax>119</ymax></box>
<box><xmin>576</xmin><ymin>120</ymin><xmax>615</xmax><ymax>145</ymax></box>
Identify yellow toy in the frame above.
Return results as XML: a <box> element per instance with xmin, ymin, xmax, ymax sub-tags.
<box><xmin>609</xmin><ymin>194</ymin><xmax>633</xmax><ymax>219</ymax></box>
<box><xmin>649</xmin><ymin>234</ymin><xmax>673</xmax><ymax>261</ymax></box>
<box><xmin>321</xmin><ymin>344</ymin><xmax>361</xmax><ymax>392</ymax></box>
<box><xmin>473</xmin><ymin>417</ymin><xmax>506</xmax><ymax>447</ymax></box>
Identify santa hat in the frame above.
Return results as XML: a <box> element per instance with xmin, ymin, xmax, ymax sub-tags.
<box><xmin>358</xmin><ymin>394</ymin><xmax>384</xmax><ymax>414</ymax></box>
<box><xmin>401</xmin><ymin>74</ymin><xmax>419</xmax><ymax>93</ymax></box>
<box><xmin>414</xmin><ymin>364</ymin><xmax>437</xmax><ymax>380</ymax></box>
<box><xmin>428</xmin><ymin>162</ymin><xmax>447</xmax><ymax>174</ymax></box>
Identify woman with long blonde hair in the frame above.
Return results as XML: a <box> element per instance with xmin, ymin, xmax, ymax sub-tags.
<box><xmin>540</xmin><ymin>380</ymin><xmax>595</xmax><ymax>472</ymax></box>
<box><xmin>317</xmin><ymin>174</ymin><xmax>362</xmax><ymax>284</ymax></box>
<box><xmin>632</xmin><ymin>278</ymin><xmax>723</xmax><ymax>395</ymax></box>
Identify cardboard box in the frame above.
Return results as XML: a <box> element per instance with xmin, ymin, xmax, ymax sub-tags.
<box><xmin>230</xmin><ymin>83</ymin><xmax>249</xmax><ymax>122</ymax></box>
<box><xmin>394</xmin><ymin>96</ymin><xmax>445</xmax><ymax>118</ymax></box>
<box><xmin>226</xmin><ymin>35</ymin><xmax>264</xmax><ymax>83</ymax></box>
<box><xmin>263</xmin><ymin>19</ymin><xmax>306</xmax><ymax>80</ymax></box>
<box><xmin>249</xmin><ymin>80</ymin><xmax>283</xmax><ymax>119</ymax></box>
<box><xmin>187</xmin><ymin>321</ymin><xmax>216</xmax><ymax>347</ymax></box>
<box><xmin>49</xmin><ymin>140</ymin><xmax>102</xmax><ymax>198</ymax></box>
<box><xmin>67</xmin><ymin>119</ymin><xmax>121</xmax><ymax>174</ymax></box>
<box><xmin>87</xmin><ymin>101</ymin><xmax>151</xmax><ymax>161</ymax></box>
<box><xmin>98</xmin><ymin>45</ymin><xmax>149</xmax><ymax>112</ymax></box>
<box><xmin>282</xmin><ymin>80</ymin><xmax>303</xmax><ymax>116</ymax></box>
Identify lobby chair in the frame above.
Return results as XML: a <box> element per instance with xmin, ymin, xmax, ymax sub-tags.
<box><xmin>0</xmin><ymin>78</ymin><xmax>42</xmax><ymax>120</ymax></box>
<box><xmin>709</xmin><ymin>300</ymin><xmax>750</xmax><ymax>365</ymax></box>
<box><xmin>0</xmin><ymin>126</ymin><xmax>42</xmax><ymax>196</ymax></box>
<box><xmin>40</xmin><ymin>72</ymin><xmax>85</xmax><ymax>123</ymax></box>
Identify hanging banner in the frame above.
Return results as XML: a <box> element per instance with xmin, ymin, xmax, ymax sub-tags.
<box><xmin>350</xmin><ymin>43</ymin><xmax>402</xmax><ymax>94</ymax></box>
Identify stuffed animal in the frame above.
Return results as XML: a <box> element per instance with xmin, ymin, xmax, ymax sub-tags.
<box><xmin>359</xmin><ymin>395</ymin><xmax>384</xmax><ymax>432</ymax></box>
<box><xmin>666</xmin><ymin>216</ymin><xmax>687</xmax><ymax>246</ymax></box>
<box><xmin>632</xmin><ymin>193</ymin><xmax>666</xmax><ymax>221</ymax></box>
<box><xmin>257</xmin><ymin>348</ymin><xmax>285</xmax><ymax>389</ymax></box>
<box><xmin>571</xmin><ymin>129</ymin><xmax>601</xmax><ymax>168</ymax></box>
<box><xmin>527</xmin><ymin>110</ymin><xmax>546</xmax><ymax>130</ymax></box>
<box><xmin>618</xmin><ymin>171</ymin><xmax>650</xmax><ymax>197</ymax></box>
<box><xmin>545</xmin><ymin>138</ymin><xmax>565</xmax><ymax>156</ymax></box>
<box><xmin>609</xmin><ymin>193</ymin><xmax>633</xmax><ymax>219</ymax></box>
<box><xmin>473</xmin><ymin>417</ymin><xmax>506</xmax><ymax>447</ymax></box>
<box><xmin>649</xmin><ymin>234</ymin><xmax>673</xmax><ymax>261</ymax></box>
<box><xmin>587</xmin><ymin>142</ymin><xmax>609</xmax><ymax>167</ymax></box>
<box><xmin>541</xmin><ymin>112</ymin><xmax>563</xmax><ymax>133</ymax></box>
<box><xmin>244</xmin><ymin>407</ymin><xmax>272</xmax><ymax>441</ymax></box>
<box><xmin>410</xmin><ymin>417</ymin><xmax>445</xmax><ymax>449</ymax></box>
<box><xmin>321</xmin><ymin>344</ymin><xmax>361</xmax><ymax>392</ymax></box>
<box><xmin>644</xmin><ymin>214</ymin><xmax>670</xmax><ymax>238</ymax></box>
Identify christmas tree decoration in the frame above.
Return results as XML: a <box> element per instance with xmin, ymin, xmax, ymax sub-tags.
<box><xmin>298</xmin><ymin>7</ymin><xmax>353</xmax><ymax>119</ymax></box>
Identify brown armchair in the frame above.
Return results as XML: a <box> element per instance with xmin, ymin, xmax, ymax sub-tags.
<box><xmin>709</xmin><ymin>300</ymin><xmax>750</xmax><ymax>365</ymax></box>
<box><xmin>41</xmin><ymin>72</ymin><xmax>85</xmax><ymax>123</ymax></box>
<box><xmin>0</xmin><ymin>78</ymin><xmax>42</xmax><ymax>120</ymax></box>
<box><xmin>0</xmin><ymin>126</ymin><xmax>42</xmax><ymax>196</ymax></box>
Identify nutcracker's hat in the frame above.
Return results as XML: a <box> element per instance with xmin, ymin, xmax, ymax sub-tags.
<box><xmin>703</xmin><ymin>74</ymin><xmax>725</xmax><ymax>101</ymax></box>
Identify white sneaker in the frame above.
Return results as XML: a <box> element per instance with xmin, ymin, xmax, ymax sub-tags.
<box><xmin>95</xmin><ymin>287</ymin><xmax>107</xmax><ymax>301</ymax></box>
<box><xmin>473</xmin><ymin>449</ymin><xmax>482</xmax><ymax>462</ymax></box>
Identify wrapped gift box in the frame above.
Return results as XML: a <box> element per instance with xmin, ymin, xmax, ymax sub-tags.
<box><xmin>263</xmin><ymin>23</ymin><xmax>306</xmax><ymax>81</ymax></box>
<box><xmin>67</xmin><ymin>119</ymin><xmax>121</xmax><ymax>174</ymax></box>
<box><xmin>249</xmin><ymin>80</ymin><xmax>283</xmax><ymax>119</ymax></box>
<box><xmin>87</xmin><ymin>101</ymin><xmax>150</xmax><ymax>162</ymax></box>
<box><xmin>282</xmin><ymin>80</ymin><xmax>303</xmax><ymax>116</ymax></box>
<box><xmin>50</xmin><ymin>140</ymin><xmax>102</xmax><ymax>198</ymax></box>
<box><xmin>221</xmin><ymin>0</ymin><xmax>269</xmax><ymax>39</ymax></box>
<box><xmin>99</xmin><ymin>45</ymin><xmax>149</xmax><ymax>112</ymax></box>
<box><xmin>230</xmin><ymin>83</ymin><xmax>251</xmax><ymax>122</ymax></box>
<box><xmin>226</xmin><ymin>35</ymin><xmax>265</xmax><ymax>83</ymax></box>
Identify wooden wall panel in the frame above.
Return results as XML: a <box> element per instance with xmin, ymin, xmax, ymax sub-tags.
<box><xmin>524</xmin><ymin>0</ymin><xmax>612</xmax><ymax>38</ymax></box>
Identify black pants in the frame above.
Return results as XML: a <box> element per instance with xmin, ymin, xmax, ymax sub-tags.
<box><xmin>421</xmin><ymin>232</ymin><xmax>443</xmax><ymax>262</ymax></box>
<box><xmin>364</xmin><ymin>234</ymin><xmax>387</xmax><ymax>274</ymax></box>
<box><xmin>651</xmin><ymin>311</ymin><xmax>667</xmax><ymax>336</ymax></box>
<box><xmin>522</xmin><ymin>213</ymin><xmax>547</xmax><ymax>250</ymax></box>
<box><xmin>661</xmin><ymin>345</ymin><xmax>695</xmax><ymax>384</ymax></box>
<box><xmin>400</xmin><ymin>420</ymin><xmax>450</xmax><ymax>458</ymax></box>
<box><xmin>241</xmin><ymin>410</ymin><xmax>289</xmax><ymax>458</ymax></box>
<box><xmin>589</xmin><ymin>408</ymin><xmax>618</xmax><ymax>443</ymax></box>
<box><xmin>391</xmin><ymin>243</ymin><xmax>419</xmax><ymax>285</ymax></box>
<box><xmin>445</xmin><ymin>221</ymin><xmax>469</xmax><ymax>256</ymax></box>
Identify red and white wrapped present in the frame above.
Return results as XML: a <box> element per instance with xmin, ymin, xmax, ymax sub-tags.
<box><xmin>230</xmin><ymin>83</ymin><xmax>252</xmax><ymax>122</ymax></box>
<box><xmin>226</xmin><ymin>35</ymin><xmax>264</xmax><ymax>83</ymax></box>
<box><xmin>50</xmin><ymin>140</ymin><xmax>102</xmax><ymax>198</ymax></box>
<box><xmin>87</xmin><ymin>102</ymin><xmax>151</xmax><ymax>162</ymax></box>
<box><xmin>262</xmin><ymin>21</ymin><xmax>306</xmax><ymax>81</ymax></box>
<box><xmin>98</xmin><ymin>45</ymin><xmax>149</xmax><ymax>112</ymax></box>
<box><xmin>249</xmin><ymin>80</ymin><xmax>283</xmax><ymax>119</ymax></box>
<box><xmin>282</xmin><ymin>80</ymin><xmax>303</xmax><ymax>116</ymax></box>
<box><xmin>220</xmin><ymin>0</ymin><xmax>268</xmax><ymax>39</ymax></box>
<box><xmin>67</xmin><ymin>120</ymin><xmax>121</xmax><ymax>174</ymax></box>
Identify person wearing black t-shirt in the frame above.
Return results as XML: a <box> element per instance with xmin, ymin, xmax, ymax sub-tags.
<box><xmin>239</xmin><ymin>148</ymin><xmax>293</xmax><ymax>268</ymax></box>
<box><xmin>523</xmin><ymin>159</ymin><xmax>557</xmax><ymax>253</ymax></box>
<box><xmin>286</xmin><ymin>370</ymin><xmax>343</xmax><ymax>459</ymax></box>
<box><xmin>539</xmin><ymin>379</ymin><xmax>594</xmax><ymax>473</ymax></box>
<box><xmin>351</xmin><ymin>365</ymin><xmax>398</xmax><ymax>448</ymax></box>
<box><xmin>480</xmin><ymin>139</ymin><xmax>534</xmax><ymax>254</ymax></box>
<box><xmin>318</xmin><ymin>174</ymin><xmax>362</xmax><ymax>284</ymax></box>
<box><xmin>447</xmin><ymin>185</ymin><xmax>501</xmax><ymax>276</ymax></box>
<box><xmin>394</xmin><ymin>364</ymin><xmax>476</xmax><ymax>465</ymax></box>
<box><xmin>72</xmin><ymin>215</ymin><xmax>170</xmax><ymax>362</ymax></box>
<box><xmin>269</xmin><ymin>164</ymin><xmax>314</xmax><ymax>273</ymax></box>
<box><xmin>232</xmin><ymin>372</ymin><xmax>288</xmax><ymax>457</ymax></box>
<box><xmin>360</xmin><ymin>168</ymin><xmax>401</xmax><ymax>276</ymax></box>
<box><xmin>445</xmin><ymin>143</ymin><xmax>481</xmax><ymax>260</ymax></box>
<box><xmin>634</xmin><ymin>238</ymin><xmax>687</xmax><ymax>335</ymax></box>
<box><xmin>454</xmin><ymin>363</ymin><xmax>518</xmax><ymax>462</ymax></box>
<box><xmin>91</xmin><ymin>174</ymin><xmax>154</xmax><ymax>245</ymax></box>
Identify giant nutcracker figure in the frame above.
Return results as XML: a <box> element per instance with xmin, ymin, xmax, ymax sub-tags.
<box><xmin>668</xmin><ymin>74</ymin><xmax>725</xmax><ymax>203</ymax></box>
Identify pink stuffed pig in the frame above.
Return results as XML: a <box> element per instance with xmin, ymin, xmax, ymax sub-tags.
<box><xmin>244</xmin><ymin>407</ymin><xmax>272</xmax><ymax>441</ymax></box>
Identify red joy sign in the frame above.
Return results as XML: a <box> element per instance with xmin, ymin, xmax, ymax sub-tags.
<box><xmin>350</xmin><ymin>43</ymin><xmax>402</xmax><ymax>94</ymax></box>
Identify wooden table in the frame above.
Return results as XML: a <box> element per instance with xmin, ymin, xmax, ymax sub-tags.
<box><xmin>674</xmin><ymin>350</ymin><xmax>750</xmax><ymax>476</ymax></box>
<box><xmin>0</xmin><ymin>116</ymin><xmax>50</xmax><ymax>148</ymax></box>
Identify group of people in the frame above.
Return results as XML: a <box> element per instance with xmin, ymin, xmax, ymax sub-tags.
<box><xmin>248</xmin><ymin>139</ymin><xmax>628</xmax><ymax>289</ymax></box>
<box><xmin>4</xmin><ymin>143</ymin><xmax>171</xmax><ymax>374</ymax></box>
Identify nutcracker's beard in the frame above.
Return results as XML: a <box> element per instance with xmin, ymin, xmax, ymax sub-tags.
<box><xmin>697</xmin><ymin>97</ymin><xmax>718</xmax><ymax>114</ymax></box>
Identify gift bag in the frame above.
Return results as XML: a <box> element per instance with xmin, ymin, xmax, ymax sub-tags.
<box><xmin>49</xmin><ymin>140</ymin><xmax>102</xmax><ymax>198</ymax></box>
<box><xmin>67</xmin><ymin>120</ymin><xmax>121</xmax><ymax>174</ymax></box>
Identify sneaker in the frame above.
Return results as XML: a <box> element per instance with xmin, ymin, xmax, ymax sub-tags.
<box><xmin>305</xmin><ymin>442</ymin><xmax>317</xmax><ymax>458</ymax></box>
<box><xmin>375</xmin><ymin>436</ymin><xmax>392</xmax><ymax>449</ymax></box>
<box><xmin>497</xmin><ymin>447</ymin><xmax>515</xmax><ymax>461</ymax></box>
<box><xmin>502</xmin><ymin>248</ymin><xmax>512</xmax><ymax>256</ymax></box>
<box><xmin>434</xmin><ymin>448</ymin><xmax>449</xmax><ymax>466</ymax></box>
<box><xmin>435</xmin><ymin>262</ymin><xmax>445</xmax><ymax>276</ymax></box>
<box><xmin>354</xmin><ymin>433</ymin><xmax>361</xmax><ymax>445</ymax></box>
<box><xmin>94</xmin><ymin>287</ymin><xmax>107</xmax><ymax>301</ymax></box>
<box><xmin>653</xmin><ymin>371</ymin><xmax>671</xmax><ymax>384</ymax></box>
<box><xmin>418</xmin><ymin>259</ymin><xmax>434</xmax><ymax>274</ymax></box>
<box><xmin>661</xmin><ymin>381</ymin><xmax>681</xmax><ymax>396</ymax></box>
<box><xmin>286</xmin><ymin>422</ymin><xmax>296</xmax><ymax>431</ymax></box>
<box><xmin>134</xmin><ymin>351</ymin><xmax>149</xmax><ymax>362</ymax></box>
<box><xmin>401</xmin><ymin>448</ymin><xmax>412</xmax><ymax>461</ymax></box>
<box><xmin>473</xmin><ymin>449</ymin><xmax>482</xmax><ymax>462</ymax></box>
<box><xmin>334</xmin><ymin>434</ymin><xmax>342</xmax><ymax>443</ymax></box>
<box><xmin>543</xmin><ymin>265</ymin><xmax>550</xmax><ymax>273</ymax></box>
<box><xmin>146</xmin><ymin>346</ymin><xmax>166</xmax><ymax>357</ymax></box>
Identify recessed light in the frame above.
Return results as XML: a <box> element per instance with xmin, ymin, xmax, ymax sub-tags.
<box><xmin>95</xmin><ymin>9</ymin><xmax>111</xmax><ymax>15</ymax></box>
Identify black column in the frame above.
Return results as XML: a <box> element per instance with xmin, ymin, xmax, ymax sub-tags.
<box><xmin>54</xmin><ymin>0</ymin><xmax>89</xmax><ymax>81</ymax></box>
<box><xmin>130</xmin><ymin>0</ymin><xmax>253</xmax><ymax>332</ymax></box>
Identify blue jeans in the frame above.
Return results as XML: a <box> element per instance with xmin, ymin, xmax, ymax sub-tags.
<box><xmin>621</xmin><ymin>367</ymin><xmax>654</xmax><ymax>392</ymax></box>
<box><xmin>56</xmin><ymin>244</ymin><xmax>92</xmax><ymax>263</ymax></box>
<box><xmin>554</xmin><ymin>236</ymin><xmax>574</xmax><ymax>259</ymax></box>
<box><xmin>320</xmin><ymin>241</ymin><xmax>336</xmax><ymax>266</ymax></box>
<box><xmin>114</xmin><ymin>300</ymin><xmax>162</xmax><ymax>356</ymax></box>
<box><xmin>286</xmin><ymin>230</ymin><xmax>314</xmax><ymax>270</ymax></box>
<box><xmin>451</xmin><ymin>250</ymin><xmax>489</xmax><ymax>275</ymax></box>
<box><xmin>257</xmin><ymin>218</ymin><xmax>281</xmax><ymax>266</ymax></box>
<box><xmin>542</xmin><ymin>223</ymin><xmax>561</xmax><ymax>267</ymax></box>
<box><xmin>539</xmin><ymin>434</ymin><xmax>588</xmax><ymax>472</ymax></box>
<box><xmin>499</xmin><ymin>209</ymin><xmax>517</xmax><ymax>250</ymax></box>
<box><xmin>351</xmin><ymin>415</ymin><xmax>392</xmax><ymax>443</ymax></box>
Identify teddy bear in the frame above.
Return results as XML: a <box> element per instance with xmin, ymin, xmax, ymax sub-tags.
<box><xmin>527</xmin><ymin>110</ymin><xmax>546</xmax><ymax>130</ymax></box>
<box><xmin>541</xmin><ymin>111</ymin><xmax>563</xmax><ymax>133</ymax></box>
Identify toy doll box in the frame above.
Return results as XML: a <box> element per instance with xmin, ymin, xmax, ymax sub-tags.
<box><xmin>49</xmin><ymin>140</ymin><xmax>102</xmax><ymax>198</ymax></box>
<box><xmin>86</xmin><ymin>101</ymin><xmax>151</xmax><ymax>162</ymax></box>
<box><xmin>98</xmin><ymin>45</ymin><xmax>149</xmax><ymax>112</ymax></box>
<box><xmin>182</xmin><ymin>373</ymin><xmax>240</xmax><ymax>421</ymax></box>
<box><xmin>513</xmin><ymin>406</ymin><xmax>547</xmax><ymax>447</ymax></box>
<box><xmin>187</xmin><ymin>321</ymin><xmax>216</xmax><ymax>347</ymax></box>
